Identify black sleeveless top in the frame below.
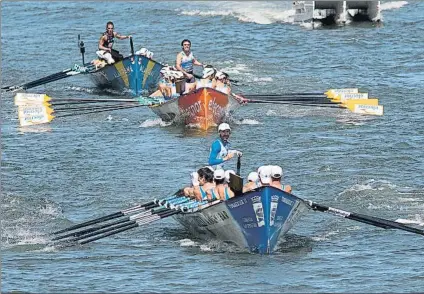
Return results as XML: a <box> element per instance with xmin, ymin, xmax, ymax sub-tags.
<box><xmin>103</xmin><ymin>32</ymin><xmax>114</xmax><ymax>48</ymax></box>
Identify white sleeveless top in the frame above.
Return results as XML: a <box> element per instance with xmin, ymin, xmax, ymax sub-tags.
<box><xmin>180</xmin><ymin>51</ymin><xmax>194</xmax><ymax>73</ymax></box>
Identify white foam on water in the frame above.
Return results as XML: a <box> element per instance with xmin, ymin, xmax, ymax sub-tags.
<box><xmin>252</xmin><ymin>77</ymin><xmax>273</xmax><ymax>82</ymax></box>
<box><xmin>179</xmin><ymin>3</ymin><xmax>295</xmax><ymax>25</ymax></box>
<box><xmin>380</xmin><ymin>1</ymin><xmax>408</xmax><ymax>11</ymax></box>
<box><xmin>64</xmin><ymin>86</ymin><xmax>94</xmax><ymax>93</ymax></box>
<box><xmin>199</xmin><ymin>244</ymin><xmax>213</xmax><ymax>252</ymax></box>
<box><xmin>179</xmin><ymin>238</ymin><xmax>197</xmax><ymax>247</ymax></box>
<box><xmin>234</xmin><ymin>118</ymin><xmax>261</xmax><ymax>125</ymax></box>
<box><xmin>139</xmin><ymin>118</ymin><xmax>172</xmax><ymax>128</ymax></box>
<box><xmin>39</xmin><ymin>203</ymin><xmax>61</xmax><ymax>217</ymax></box>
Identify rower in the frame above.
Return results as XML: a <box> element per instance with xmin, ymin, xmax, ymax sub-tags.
<box><xmin>97</xmin><ymin>21</ymin><xmax>131</xmax><ymax>64</ymax></box>
<box><xmin>214</xmin><ymin>169</ymin><xmax>235</xmax><ymax>200</ymax></box>
<box><xmin>270</xmin><ymin>165</ymin><xmax>292</xmax><ymax>193</ymax></box>
<box><xmin>176</xmin><ymin>39</ymin><xmax>203</xmax><ymax>92</ymax></box>
<box><xmin>208</xmin><ymin>123</ymin><xmax>242</xmax><ymax>170</ymax></box>
<box><xmin>215</xmin><ymin>71</ymin><xmax>231</xmax><ymax>95</ymax></box>
<box><xmin>184</xmin><ymin>167</ymin><xmax>216</xmax><ymax>202</ymax></box>
<box><xmin>196</xmin><ymin>67</ymin><xmax>217</xmax><ymax>90</ymax></box>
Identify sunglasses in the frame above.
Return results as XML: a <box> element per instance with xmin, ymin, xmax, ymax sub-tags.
<box><xmin>107</xmin><ymin>27</ymin><xmax>114</xmax><ymax>30</ymax></box>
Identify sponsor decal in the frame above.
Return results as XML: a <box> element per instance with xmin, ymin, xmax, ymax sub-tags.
<box><xmin>251</xmin><ymin>195</ymin><xmax>265</xmax><ymax>227</ymax></box>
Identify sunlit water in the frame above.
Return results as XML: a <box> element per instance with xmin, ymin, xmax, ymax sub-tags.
<box><xmin>2</xmin><ymin>1</ymin><xmax>424</xmax><ymax>293</ymax></box>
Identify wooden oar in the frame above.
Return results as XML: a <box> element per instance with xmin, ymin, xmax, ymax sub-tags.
<box><xmin>305</xmin><ymin>200</ymin><xmax>424</xmax><ymax>236</ymax></box>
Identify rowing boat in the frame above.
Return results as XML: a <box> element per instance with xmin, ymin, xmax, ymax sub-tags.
<box><xmin>149</xmin><ymin>87</ymin><xmax>243</xmax><ymax>130</ymax></box>
<box><xmin>173</xmin><ymin>186</ymin><xmax>308</xmax><ymax>254</ymax></box>
<box><xmin>86</xmin><ymin>55</ymin><xmax>164</xmax><ymax>96</ymax></box>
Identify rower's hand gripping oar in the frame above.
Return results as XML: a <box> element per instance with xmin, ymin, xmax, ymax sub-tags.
<box><xmin>305</xmin><ymin>200</ymin><xmax>424</xmax><ymax>236</ymax></box>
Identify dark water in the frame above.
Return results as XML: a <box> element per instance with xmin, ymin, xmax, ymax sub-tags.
<box><xmin>2</xmin><ymin>1</ymin><xmax>424</xmax><ymax>292</ymax></box>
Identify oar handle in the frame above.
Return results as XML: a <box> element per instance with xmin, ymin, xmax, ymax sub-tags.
<box><xmin>130</xmin><ymin>37</ymin><xmax>134</xmax><ymax>56</ymax></box>
<box><xmin>236</xmin><ymin>156</ymin><xmax>241</xmax><ymax>176</ymax></box>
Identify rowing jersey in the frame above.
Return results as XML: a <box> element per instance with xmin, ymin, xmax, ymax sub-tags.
<box><xmin>102</xmin><ymin>32</ymin><xmax>114</xmax><ymax>49</ymax></box>
<box><xmin>199</xmin><ymin>186</ymin><xmax>218</xmax><ymax>201</ymax></box>
<box><xmin>208</xmin><ymin>139</ymin><xmax>230</xmax><ymax>170</ymax></box>
<box><xmin>179</xmin><ymin>51</ymin><xmax>194</xmax><ymax>73</ymax></box>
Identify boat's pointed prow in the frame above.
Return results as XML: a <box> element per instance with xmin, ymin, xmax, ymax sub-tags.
<box><xmin>225</xmin><ymin>187</ymin><xmax>308</xmax><ymax>253</ymax></box>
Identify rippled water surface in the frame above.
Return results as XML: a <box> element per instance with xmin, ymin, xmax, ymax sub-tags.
<box><xmin>2</xmin><ymin>1</ymin><xmax>424</xmax><ymax>293</ymax></box>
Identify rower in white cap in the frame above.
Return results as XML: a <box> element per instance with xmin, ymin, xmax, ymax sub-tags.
<box><xmin>208</xmin><ymin>123</ymin><xmax>242</xmax><ymax>170</ymax></box>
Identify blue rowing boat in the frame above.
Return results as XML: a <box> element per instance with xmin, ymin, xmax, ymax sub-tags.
<box><xmin>174</xmin><ymin>186</ymin><xmax>308</xmax><ymax>254</ymax></box>
<box><xmin>87</xmin><ymin>55</ymin><xmax>164</xmax><ymax>96</ymax></box>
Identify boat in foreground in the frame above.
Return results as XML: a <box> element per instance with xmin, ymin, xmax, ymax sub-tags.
<box><xmin>149</xmin><ymin>87</ymin><xmax>243</xmax><ymax>130</ymax></box>
<box><xmin>174</xmin><ymin>186</ymin><xmax>308</xmax><ymax>254</ymax></box>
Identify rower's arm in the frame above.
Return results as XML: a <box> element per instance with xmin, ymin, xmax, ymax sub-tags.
<box><xmin>98</xmin><ymin>35</ymin><xmax>110</xmax><ymax>51</ymax></box>
<box><xmin>115</xmin><ymin>32</ymin><xmax>131</xmax><ymax>40</ymax></box>
<box><xmin>208</xmin><ymin>141</ymin><xmax>224</xmax><ymax>165</ymax></box>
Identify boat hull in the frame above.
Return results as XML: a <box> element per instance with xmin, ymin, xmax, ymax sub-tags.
<box><xmin>174</xmin><ymin>186</ymin><xmax>309</xmax><ymax>254</ymax></box>
<box><xmin>149</xmin><ymin>87</ymin><xmax>242</xmax><ymax>130</ymax></box>
<box><xmin>88</xmin><ymin>55</ymin><xmax>163</xmax><ymax>96</ymax></box>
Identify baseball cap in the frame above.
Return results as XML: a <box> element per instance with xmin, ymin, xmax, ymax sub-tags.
<box><xmin>247</xmin><ymin>172</ymin><xmax>259</xmax><ymax>182</ymax></box>
<box><xmin>271</xmin><ymin>166</ymin><xmax>283</xmax><ymax>178</ymax></box>
<box><xmin>218</xmin><ymin>123</ymin><xmax>231</xmax><ymax>132</ymax></box>
<box><xmin>214</xmin><ymin>169</ymin><xmax>225</xmax><ymax>180</ymax></box>
<box><xmin>259</xmin><ymin>165</ymin><xmax>272</xmax><ymax>184</ymax></box>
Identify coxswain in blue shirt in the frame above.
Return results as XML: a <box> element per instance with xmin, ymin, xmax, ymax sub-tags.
<box><xmin>208</xmin><ymin>123</ymin><xmax>242</xmax><ymax>170</ymax></box>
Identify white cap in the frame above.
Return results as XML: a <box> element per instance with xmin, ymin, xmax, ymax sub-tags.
<box><xmin>271</xmin><ymin>165</ymin><xmax>283</xmax><ymax>178</ymax></box>
<box><xmin>137</xmin><ymin>48</ymin><xmax>148</xmax><ymax>56</ymax></box>
<box><xmin>247</xmin><ymin>172</ymin><xmax>259</xmax><ymax>182</ymax></box>
<box><xmin>259</xmin><ymin>165</ymin><xmax>272</xmax><ymax>184</ymax></box>
<box><xmin>225</xmin><ymin>170</ymin><xmax>235</xmax><ymax>183</ymax></box>
<box><xmin>218</xmin><ymin>123</ymin><xmax>231</xmax><ymax>132</ymax></box>
<box><xmin>215</xmin><ymin>71</ymin><xmax>226</xmax><ymax>80</ymax></box>
<box><xmin>214</xmin><ymin>169</ymin><xmax>225</xmax><ymax>180</ymax></box>
<box><xmin>202</xmin><ymin>67</ymin><xmax>215</xmax><ymax>78</ymax></box>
